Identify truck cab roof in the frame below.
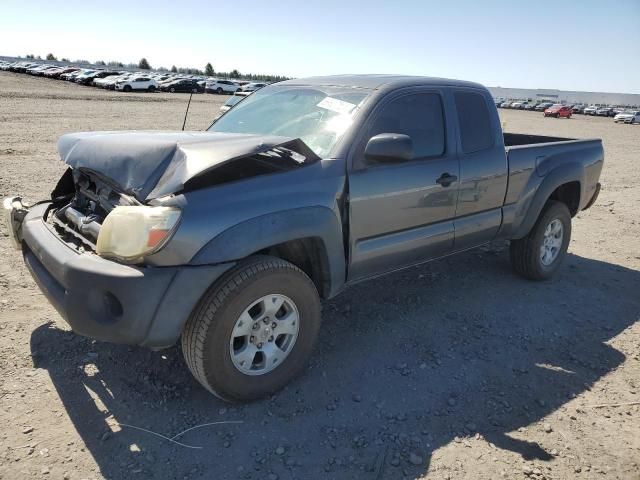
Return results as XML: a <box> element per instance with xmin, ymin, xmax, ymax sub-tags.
<box><xmin>279</xmin><ymin>74</ymin><xmax>486</xmax><ymax>91</ymax></box>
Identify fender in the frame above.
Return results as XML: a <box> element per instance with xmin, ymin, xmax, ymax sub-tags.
<box><xmin>511</xmin><ymin>161</ymin><xmax>585</xmax><ymax>239</ymax></box>
<box><xmin>191</xmin><ymin>206</ymin><xmax>346</xmax><ymax>297</ymax></box>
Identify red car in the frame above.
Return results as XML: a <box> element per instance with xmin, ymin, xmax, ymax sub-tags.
<box><xmin>544</xmin><ymin>104</ymin><xmax>572</xmax><ymax>118</ymax></box>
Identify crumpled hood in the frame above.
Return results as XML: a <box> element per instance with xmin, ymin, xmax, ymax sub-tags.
<box><xmin>57</xmin><ymin>131</ymin><xmax>316</xmax><ymax>201</ymax></box>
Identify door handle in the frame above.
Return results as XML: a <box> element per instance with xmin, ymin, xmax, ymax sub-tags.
<box><xmin>436</xmin><ymin>173</ymin><xmax>457</xmax><ymax>187</ymax></box>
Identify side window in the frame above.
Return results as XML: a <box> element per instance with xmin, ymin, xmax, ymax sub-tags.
<box><xmin>368</xmin><ymin>93</ymin><xmax>445</xmax><ymax>160</ymax></box>
<box><xmin>454</xmin><ymin>91</ymin><xmax>494</xmax><ymax>153</ymax></box>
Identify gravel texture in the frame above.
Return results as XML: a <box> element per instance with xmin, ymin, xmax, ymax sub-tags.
<box><xmin>0</xmin><ymin>71</ymin><xmax>639</xmax><ymax>479</ymax></box>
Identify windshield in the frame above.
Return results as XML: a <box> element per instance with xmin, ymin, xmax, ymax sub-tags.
<box><xmin>208</xmin><ymin>85</ymin><xmax>371</xmax><ymax>157</ymax></box>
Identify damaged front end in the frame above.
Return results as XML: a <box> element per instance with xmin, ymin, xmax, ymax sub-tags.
<box><xmin>46</xmin><ymin>168</ymin><xmax>143</xmax><ymax>254</ymax></box>
<box><xmin>41</xmin><ymin>168</ymin><xmax>182</xmax><ymax>264</ymax></box>
<box><xmin>7</xmin><ymin>131</ymin><xmax>319</xmax><ymax>265</ymax></box>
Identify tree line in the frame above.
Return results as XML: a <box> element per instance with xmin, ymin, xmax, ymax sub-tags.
<box><xmin>24</xmin><ymin>53</ymin><xmax>290</xmax><ymax>82</ymax></box>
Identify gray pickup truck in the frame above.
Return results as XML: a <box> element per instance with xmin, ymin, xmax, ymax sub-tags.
<box><xmin>4</xmin><ymin>75</ymin><xmax>603</xmax><ymax>401</ymax></box>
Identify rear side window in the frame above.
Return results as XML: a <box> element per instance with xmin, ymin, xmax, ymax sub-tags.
<box><xmin>369</xmin><ymin>93</ymin><xmax>445</xmax><ymax>159</ymax></box>
<box><xmin>454</xmin><ymin>92</ymin><xmax>494</xmax><ymax>153</ymax></box>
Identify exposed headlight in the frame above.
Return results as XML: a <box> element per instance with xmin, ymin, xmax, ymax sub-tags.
<box><xmin>96</xmin><ymin>206</ymin><xmax>181</xmax><ymax>264</ymax></box>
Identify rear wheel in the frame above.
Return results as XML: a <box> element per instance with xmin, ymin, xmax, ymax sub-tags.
<box><xmin>148</xmin><ymin>85</ymin><xmax>156</xmax><ymax>92</ymax></box>
<box><xmin>169</xmin><ymin>87</ymin><xmax>175</xmax><ymax>93</ymax></box>
<box><xmin>216</xmin><ymin>87</ymin><xmax>223</xmax><ymax>94</ymax></box>
<box><xmin>181</xmin><ymin>256</ymin><xmax>321</xmax><ymax>402</ymax></box>
<box><xmin>123</xmin><ymin>85</ymin><xmax>132</xmax><ymax>92</ymax></box>
<box><xmin>510</xmin><ymin>200</ymin><xmax>571</xmax><ymax>281</ymax></box>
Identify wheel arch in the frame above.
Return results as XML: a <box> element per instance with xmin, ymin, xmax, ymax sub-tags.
<box><xmin>512</xmin><ymin>163</ymin><xmax>584</xmax><ymax>239</ymax></box>
<box><xmin>191</xmin><ymin>207</ymin><xmax>346</xmax><ymax>298</ymax></box>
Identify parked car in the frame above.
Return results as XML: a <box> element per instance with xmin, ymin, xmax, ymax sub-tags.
<box><xmin>610</xmin><ymin>107</ymin><xmax>626</xmax><ymax>118</ymax></box>
<box><xmin>241</xmin><ymin>83</ymin><xmax>267</xmax><ymax>92</ymax></box>
<box><xmin>510</xmin><ymin>101</ymin><xmax>525</xmax><ymax>109</ymax></box>
<box><xmin>523</xmin><ymin>103</ymin><xmax>539</xmax><ymax>110</ymax></box>
<box><xmin>544</xmin><ymin>104</ymin><xmax>572</xmax><ymax>118</ymax></box>
<box><xmin>218</xmin><ymin>91</ymin><xmax>251</xmax><ymax>114</ymax></box>
<box><xmin>93</xmin><ymin>73</ymin><xmax>126</xmax><ymax>89</ymax></box>
<box><xmin>46</xmin><ymin>67</ymin><xmax>80</xmax><ymax>79</ymax></box>
<box><xmin>205</xmin><ymin>79</ymin><xmax>241</xmax><ymax>94</ymax></box>
<box><xmin>12</xmin><ymin>62</ymin><xmax>40</xmax><ymax>73</ymax></box>
<box><xmin>614</xmin><ymin>110</ymin><xmax>640</xmax><ymax>124</ymax></box>
<box><xmin>75</xmin><ymin>70</ymin><xmax>99</xmax><ymax>84</ymax></box>
<box><xmin>66</xmin><ymin>68</ymin><xmax>96</xmax><ymax>83</ymax></box>
<box><xmin>571</xmin><ymin>104</ymin><xmax>586</xmax><ymax>114</ymax></box>
<box><xmin>500</xmin><ymin>101</ymin><xmax>512</xmax><ymax>108</ymax></box>
<box><xmin>60</xmin><ymin>69</ymin><xmax>84</xmax><ymax>81</ymax></box>
<box><xmin>596</xmin><ymin>107</ymin><xmax>613</xmax><ymax>117</ymax></box>
<box><xmin>535</xmin><ymin>102</ymin><xmax>554</xmax><ymax>111</ymax></box>
<box><xmin>115</xmin><ymin>76</ymin><xmax>158</xmax><ymax>92</ymax></box>
<box><xmin>4</xmin><ymin>74</ymin><xmax>604</xmax><ymax>401</ymax></box>
<box><xmin>27</xmin><ymin>64</ymin><xmax>58</xmax><ymax>76</ymax></box>
<box><xmin>160</xmin><ymin>79</ymin><xmax>204</xmax><ymax>93</ymax></box>
<box><xmin>583</xmin><ymin>105</ymin><xmax>598</xmax><ymax>115</ymax></box>
<box><xmin>78</xmin><ymin>71</ymin><xmax>118</xmax><ymax>86</ymax></box>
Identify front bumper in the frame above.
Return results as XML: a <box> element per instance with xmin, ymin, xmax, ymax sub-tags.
<box><xmin>13</xmin><ymin>202</ymin><xmax>234</xmax><ymax>349</ymax></box>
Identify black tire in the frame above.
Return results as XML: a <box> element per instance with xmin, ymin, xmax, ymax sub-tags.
<box><xmin>148</xmin><ymin>85</ymin><xmax>156</xmax><ymax>92</ymax></box>
<box><xmin>510</xmin><ymin>200</ymin><xmax>572</xmax><ymax>281</ymax></box>
<box><xmin>192</xmin><ymin>88</ymin><xmax>198</xmax><ymax>93</ymax></box>
<box><xmin>181</xmin><ymin>256</ymin><xmax>322</xmax><ymax>402</ymax></box>
<box><xmin>123</xmin><ymin>85</ymin><xmax>132</xmax><ymax>92</ymax></box>
<box><xmin>216</xmin><ymin>87</ymin><xmax>223</xmax><ymax>94</ymax></box>
<box><xmin>169</xmin><ymin>87</ymin><xmax>175</xmax><ymax>93</ymax></box>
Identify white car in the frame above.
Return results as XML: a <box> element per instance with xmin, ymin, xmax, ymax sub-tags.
<box><xmin>583</xmin><ymin>105</ymin><xmax>598</xmax><ymax>115</ymax></box>
<box><xmin>614</xmin><ymin>111</ymin><xmax>640</xmax><ymax>124</ymax></box>
<box><xmin>115</xmin><ymin>76</ymin><xmax>158</xmax><ymax>92</ymax></box>
<box><xmin>205</xmin><ymin>79</ymin><xmax>241</xmax><ymax>94</ymax></box>
<box><xmin>241</xmin><ymin>82</ymin><xmax>267</xmax><ymax>92</ymax></box>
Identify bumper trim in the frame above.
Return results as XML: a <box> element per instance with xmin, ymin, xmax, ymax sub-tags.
<box><xmin>583</xmin><ymin>182</ymin><xmax>601</xmax><ymax>211</ymax></box>
<box><xmin>20</xmin><ymin>203</ymin><xmax>235</xmax><ymax>348</ymax></box>
<box><xmin>3</xmin><ymin>196</ymin><xmax>28</xmax><ymax>249</ymax></box>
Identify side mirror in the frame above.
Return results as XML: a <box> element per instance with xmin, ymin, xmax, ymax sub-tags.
<box><xmin>364</xmin><ymin>133</ymin><xmax>413</xmax><ymax>163</ymax></box>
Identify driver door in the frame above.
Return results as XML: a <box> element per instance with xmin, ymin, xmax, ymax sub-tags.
<box><xmin>347</xmin><ymin>89</ymin><xmax>460</xmax><ymax>282</ymax></box>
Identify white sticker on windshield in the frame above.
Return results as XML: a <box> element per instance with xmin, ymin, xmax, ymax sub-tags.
<box><xmin>317</xmin><ymin>97</ymin><xmax>356</xmax><ymax>115</ymax></box>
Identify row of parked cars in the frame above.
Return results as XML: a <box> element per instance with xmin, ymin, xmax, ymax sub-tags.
<box><xmin>0</xmin><ymin>60</ymin><xmax>269</xmax><ymax>95</ymax></box>
<box><xmin>495</xmin><ymin>98</ymin><xmax>639</xmax><ymax>124</ymax></box>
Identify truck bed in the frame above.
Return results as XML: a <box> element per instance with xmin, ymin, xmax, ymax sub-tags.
<box><xmin>501</xmin><ymin>132</ymin><xmax>604</xmax><ymax>239</ymax></box>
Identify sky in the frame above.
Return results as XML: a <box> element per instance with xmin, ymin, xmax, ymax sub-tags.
<box><xmin>1</xmin><ymin>0</ymin><xmax>639</xmax><ymax>93</ymax></box>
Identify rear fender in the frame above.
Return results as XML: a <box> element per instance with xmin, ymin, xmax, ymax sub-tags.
<box><xmin>511</xmin><ymin>162</ymin><xmax>585</xmax><ymax>239</ymax></box>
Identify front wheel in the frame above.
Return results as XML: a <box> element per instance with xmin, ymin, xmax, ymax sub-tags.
<box><xmin>510</xmin><ymin>200</ymin><xmax>571</xmax><ymax>281</ymax></box>
<box><xmin>181</xmin><ymin>256</ymin><xmax>321</xmax><ymax>402</ymax></box>
<box><xmin>216</xmin><ymin>87</ymin><xmax>223</xmax><ymax>94</ymax></box>
<box><xmin>148</xmin><ymin>85</ymin><xmax>156</xmax><ymax>92</ymax></box>
<box><xmin>123</xmin><ymin>85</ymin><xmax>132</xmax><ymax>92</ymax></box>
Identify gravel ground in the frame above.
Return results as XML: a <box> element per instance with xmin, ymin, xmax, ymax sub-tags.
<box><xmin>0</xmin><ymin>71</ymin><xmax>639</xmax><ymax>480</ymax></box>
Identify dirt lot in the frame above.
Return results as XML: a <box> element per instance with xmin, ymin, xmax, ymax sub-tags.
<box><xmin>0</xmin><ymin>71</ymin><xmax>638</xmax><ymax>480</ymax></box>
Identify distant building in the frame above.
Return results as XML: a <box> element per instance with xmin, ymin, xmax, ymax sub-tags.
<box><xmin>489</xmin><ymin>86</ymin><xmax>640</xmax><ymax>107</ymax></box>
